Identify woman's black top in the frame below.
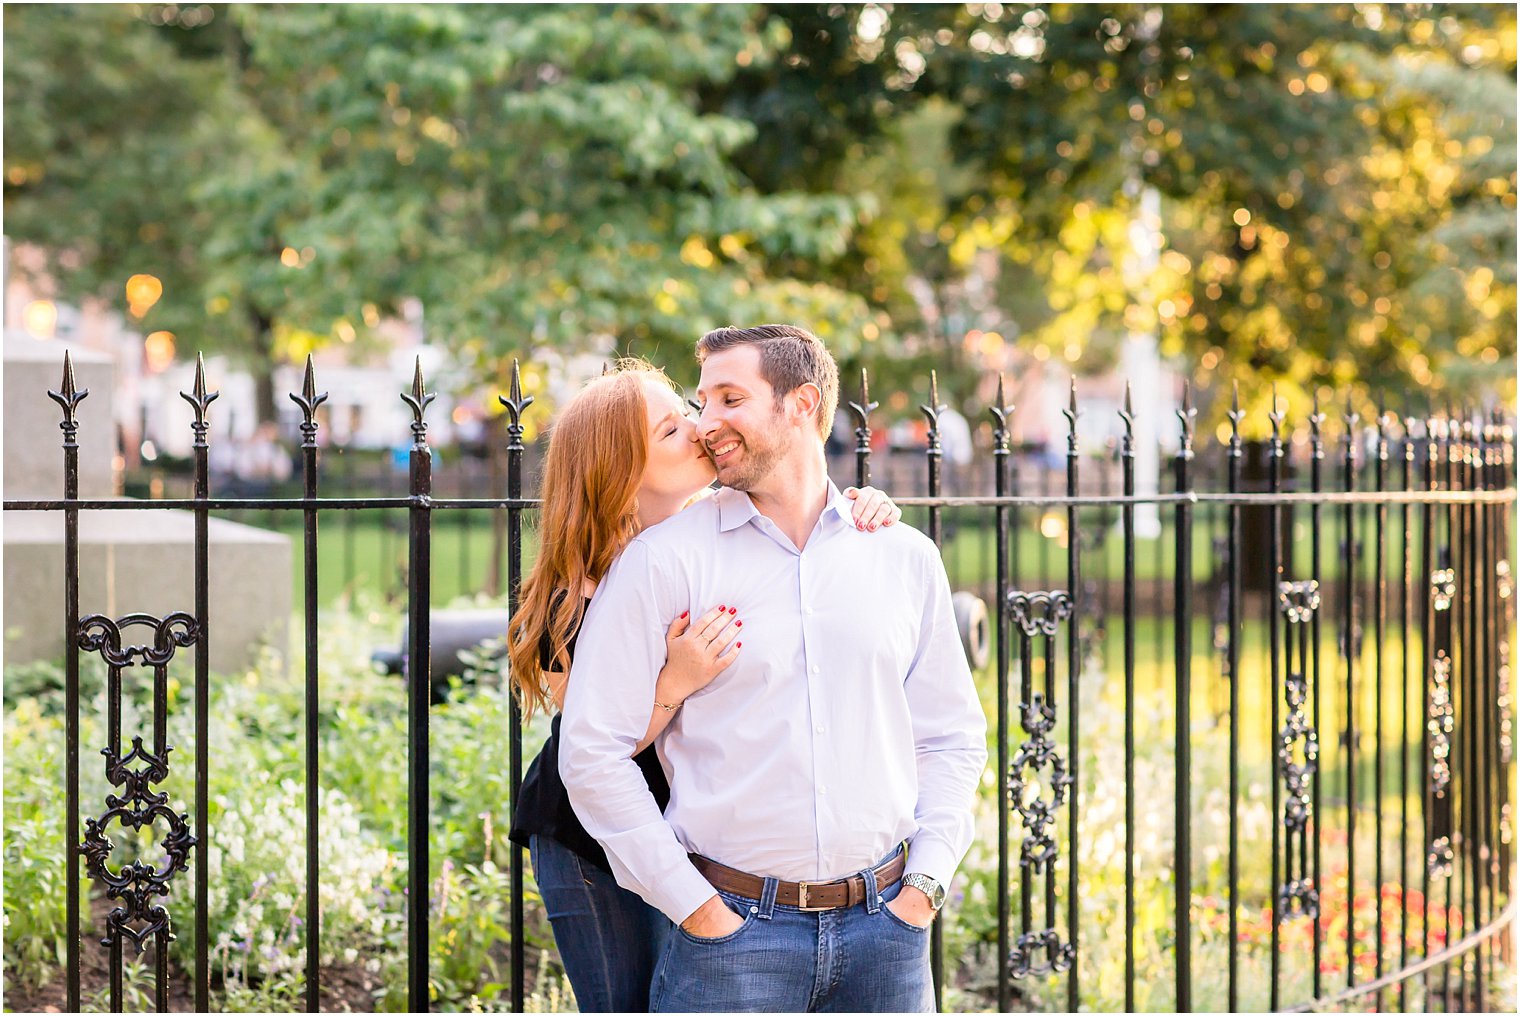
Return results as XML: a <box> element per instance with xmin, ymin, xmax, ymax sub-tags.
<box><xmin>508</xmin><ymin>596</ymin><xmax>671</xmax><ymax>874</ymax></box>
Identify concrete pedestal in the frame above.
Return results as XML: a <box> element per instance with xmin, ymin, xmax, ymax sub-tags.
<box><xmin>4</xmin><ymin>332</ymin><xmax>291</xmax><ymax>674</ymax></box>
<box><xmin>4</xmin><ymin>510</ymin><xmax>291</xmax><ymax>674</ymax></box>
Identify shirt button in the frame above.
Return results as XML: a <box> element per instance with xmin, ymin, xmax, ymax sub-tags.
<box><xmin>815</xmin><ymin>725</ymin><xmax>825</xmax><ymax>734</ymax></box>
<box><xmin>805</xmin><ymin>606</ymin><xmax>815</xmax><ymax>615</ymax></box>
<box><xmin>818</xmin><ymin>786</ymin><xmax>828</xmax><ymax>796</ymax></box>
<box><xmin>811</xmin><ymin>665</ymin><xmax>820</xmax><ymax>674</ymax></box>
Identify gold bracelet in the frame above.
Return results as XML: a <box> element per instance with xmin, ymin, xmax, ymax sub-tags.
<box><xmin>654</xmin><ymin>698</ymin><xmax>682</xmax><ymax>713</ymax></box>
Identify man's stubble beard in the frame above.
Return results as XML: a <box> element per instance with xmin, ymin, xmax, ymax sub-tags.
<box><xmin>717</xmin><ymin>406</ymin><xmax>790</xmax><ymax>492</ymax></box>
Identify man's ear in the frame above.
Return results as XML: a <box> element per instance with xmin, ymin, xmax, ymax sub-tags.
<box><xmin>789</xmin><ymin>382</ymin><xmax>823</xmax><ymax>427</ymax></box>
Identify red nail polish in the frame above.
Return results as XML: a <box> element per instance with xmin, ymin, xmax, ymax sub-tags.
<box><xmin>736</xmin><ymin>642</ymin><xmax>742</xmax><ymax>648</ymax></box>
<box><xmin>717</xmin><ymin>604</ymin><xmax>725</xmax><ymax>612</ymax></box>
<box><xmin>680</xmin><ymin>611</ymin><xmax>689</xmax><ymax>619</ymax></box>
<box><xmin>728</xmin><ymin>606</ymin><xmax>737</xmax><ymax>614</ymax></box>
<box><xmin>735</xmin><ymin>620</ymin><xmax>743</xmax><ymax>627</ymax></box>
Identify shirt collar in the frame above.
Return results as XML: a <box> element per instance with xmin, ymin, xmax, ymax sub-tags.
<box><xmin>714</xmin><ymin>483</ymin><xmax>854</xmax><ymax>534</ymax></box>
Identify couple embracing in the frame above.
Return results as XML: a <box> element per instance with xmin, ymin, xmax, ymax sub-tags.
<box><xmin>507</xmin><ymin>325</ymin><xmax>988</xmax><ymax>1013</ymax></box>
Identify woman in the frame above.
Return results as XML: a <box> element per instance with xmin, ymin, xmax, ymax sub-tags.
<box><xmin>506</xmin><ymin>359</ymin><xmax>900</xmax><ymax>1012</ymax></box>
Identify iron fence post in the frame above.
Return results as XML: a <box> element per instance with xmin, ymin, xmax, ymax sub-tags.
<box><xmin>1062</xmin><ymin>380</ymin><xmax>1081</xmax><ymax>1013</ymax></box>
<box><xmin>1226</xmin><ymin>383</ymin><xmax>1244</xmax><ymax>1011</ymax></box>
<box><xmin>47</xmin><ymin>352</ymin><xmax>86</xmax><ymax>1013</ymax></box>
<box><xmin>180</xmin><ymin>354</ymin><xmax>217</xmax><ymax>1013</ymax></box>
<box><xmin>989</xmin><ymin>376</ymin><xmax>1012</xmax><ymax>1013</ymax></box>
<box><xmin>1120</xmin><ymin>384</ymin><xmax>1138</xmax><ymax>1013</ymax></box>
<box><xmin>1268</xmin><ymin>387</ymin><xmax>1284</xmax><ymax>1011</ymax></box>
<box><xmin>1174</xmin><ymin>382</ymin><xmax>1196</xmax><ymax>1013</ymax></box>
<box><xmin>500</xmin><ymin>361</ymin><xmax>534</xmax><ymax>1014</ymax></box>
<box><xmin>920</xmin><ymin>370</ymin><xmax>945</xmax><ymax>1009</ymax></box>
<box><xmin>402</xmin><ymin>359</ymin><xmax>435</xmax><ymax>1012</ymax></box>
<box><xmin>290</xmin><ymin>355</ymin><xmax>328</xmax><ymax>1012</ymax></box>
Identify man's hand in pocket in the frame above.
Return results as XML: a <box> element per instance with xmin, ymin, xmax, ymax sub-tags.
<box><xmin>681</xmin><ymin>894</ymin><xmax>745</xmax><ymax>938</ymax></box>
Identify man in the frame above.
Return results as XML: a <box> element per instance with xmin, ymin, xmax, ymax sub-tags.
<box><xmin>561</xmin><ymin>324</ymin><xmax>987</xmax><ymax>1012</ymax></box>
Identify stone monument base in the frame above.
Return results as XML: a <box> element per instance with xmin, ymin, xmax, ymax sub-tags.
<box><xmin>4</xmin><ymin>508</ymin><xmax>290</xmax><ymax>676</ymax></box>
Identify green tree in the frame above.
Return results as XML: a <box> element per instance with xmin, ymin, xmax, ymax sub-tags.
<box><xmin>912</xmin><ymin>3</ymin><xmax>1516</xmax><ymax>413</ymax></box>
<box><xmin>231</xmin><ymin>4</ymin><xmax>877</xmax><ymax>392</ymax></box>
<box><xmin>6</xmin><ymin>4</ymin><xmax>879</xmax><ymax>417</ymax></box>
<box><xmin>3</xmin><ymin>5</ymin><xmax>220</xmax><ymax>348</ymax></box>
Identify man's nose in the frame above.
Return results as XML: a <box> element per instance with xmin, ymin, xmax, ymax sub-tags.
<box><xmin>696</xmin><ymin>405</ymin><xmax>721</xmax><ymax>440</ymax></box>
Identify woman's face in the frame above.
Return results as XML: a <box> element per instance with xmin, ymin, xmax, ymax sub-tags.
<box><xmin>638</xmin><ymin>378</ymin><xmax>716</xmax><ymax>504</ymax></box>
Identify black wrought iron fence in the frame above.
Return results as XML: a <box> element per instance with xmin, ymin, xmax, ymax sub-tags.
<box><xmin>4</xmin><ymin>351</ymin><xmax>1514</xmax><ymax>1013</ymax></box>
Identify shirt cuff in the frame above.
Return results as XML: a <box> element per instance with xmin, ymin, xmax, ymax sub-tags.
<box><xmin>654</xmin><ymin>860</ymin><xmax>723</xmax><ymax>926</ymax></box>
<box><xmin>903</xmin><ymin>835</ymin><xmax>961</xmax><ymax>891</ymax></box>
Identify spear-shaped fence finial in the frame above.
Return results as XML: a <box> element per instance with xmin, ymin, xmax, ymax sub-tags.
<box><xmin>1176</xmin><ymin>379</ymin><xmax>1197</xmax><ymax>458</ymax></box>
<box><xmin>498</xmin><ymin>358</ymin><xmax>535</xmax><ymax>441</ymax></box>
<box><xmin>179</xmin><ymin>352</ymin><xmax>219</xmax><ymax>447</ymax></box>
<box><xmin>289</xmin><ymin>354</ymin><xmax>329</xmax><ymax>448</ymax></box>
<box><xmin>846</xmin><ymin>367</ymin><xmax>878</xmax><ymax>435</ymax></box>
<box><xmin>1063</xmin><ymin>376</ymin><xmax>1080</xmax><ymax>454</ymax></box>
<box><xmin>1268</xmin><ymin>381</ymin><xmax>1285</xmax><ymax>450</ymax></box>
<box><xmin>401</xmin><ymin>355</ymin><xmax>436</xmax><ymax>446</ymax></box>
<box><xmin>1343</xmin><ymin>398</ymin><xmax>1360</xmax><ymax>456</ymax></box>
<box><xmin>988</xmin><ymin>373</ymin><xmax>1013</xmax><ymax>450</ymax></box>
<box><xmin>47</xmin><ymin>349</ymin><xmax>89</xmax><ymax>443</ymax></box>
<box><xmin>920</xmin><ymin>369</ymin><xmax>944</xmax><ymax>426</ymax></box>
<box><xmin>1225</xmin><ymin>380</ymin><xmax>1244</xmax><ymax>454</ymax></box>
<box><xmin>1309</xmin><ymin>390</ymin><xmax>1326</xmax><ymax>452</ymax></box>
<box><xmin>1119</xmin><ymin>380</ymin><xmax>1136</xmax><ymax>450</ymax></box>
<box><xmin>920</xmin><ymin>369</ymin><xmax>945</xmax><ymax>449</ymax></box>
<box><xmin>1375</xmin><ymin>394</ymin><xmax>1393</xmax><ymax>459</ymax></box>
<box><xmin>849</xmin><ymin>367</ymin><xmax>876</xmax><ymax>413</ymax></box>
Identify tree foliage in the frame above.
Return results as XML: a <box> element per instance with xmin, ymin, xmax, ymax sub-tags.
<box><xmin>4</xmin><ymin>3</ymin><xmax>1513</xmax><ymax>419</ymax></box>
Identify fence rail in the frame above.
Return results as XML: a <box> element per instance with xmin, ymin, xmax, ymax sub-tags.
<box><xmin>4</xmin><ymin>350</ymin><xmax>1515</xmax><ymax>1013</ymax></box>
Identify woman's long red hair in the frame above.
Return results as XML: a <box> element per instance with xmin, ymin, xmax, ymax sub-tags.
<box><xmin>506</xmin><ymin>360</ymin><xmax>669</xmax><ymax>720</ymax></box>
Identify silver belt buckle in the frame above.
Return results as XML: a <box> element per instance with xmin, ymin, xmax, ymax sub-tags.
<box><xmin>796</xmin><ymin>880</ymin><xmax>829</xmax><ymax>912</ymax></box>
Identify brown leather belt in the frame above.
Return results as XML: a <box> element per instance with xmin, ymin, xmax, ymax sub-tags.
<box><xmin>689</xmin><ymin>848</ymin><xmax>906</xmax><ymax>912</ymax></box>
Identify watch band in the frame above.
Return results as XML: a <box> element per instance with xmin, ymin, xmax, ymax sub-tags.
<box><xmin>902</xmin><ymin>872</ymin><xmax>946</xmax><ymax>910</ymax></box>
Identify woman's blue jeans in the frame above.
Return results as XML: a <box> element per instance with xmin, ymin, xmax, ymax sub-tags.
<box><xmin>529</xmin><ymin>834</ymin><xmax>671</xmax><ymax>1013</ymax></box>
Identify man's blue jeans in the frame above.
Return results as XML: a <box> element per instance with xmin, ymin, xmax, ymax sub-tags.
<box><xmin>529</xmin><ymin>834</ymin><xmax>671</xmax><ymax>1012</ymax></box>
<box><xmin>649</xmin><ymin>866</ymin><xmax>933</xmax><ymax>1013</ymax></box>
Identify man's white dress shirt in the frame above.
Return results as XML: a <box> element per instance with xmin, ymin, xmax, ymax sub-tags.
<box><xmin>560</xmin><ymin>484</ymin><xmax>988</xmax><ymax>923</ymax></box>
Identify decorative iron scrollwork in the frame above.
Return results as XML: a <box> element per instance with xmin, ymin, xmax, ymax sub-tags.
<box><xmin>1009</xmin><ymin>928</ymin><xmax>1075</xmax><ymax>978</ymax></box>
<box><xmin>75</xmin><ymin>613</ymin><xmax>198</xmax><ymax>953</ymax></box>
<box><xmin>77</xmin><ymin>613</ymin><xmax>197</xmax><ymax>668</ymax></box>
<box><xmin>1007</xmin><ymin>591</ymin><xmax>1074</xmax><ymax>638</ymax></box>
<box><xmin>1004</xmin><ymin>586</ymin><xmax>1076</xmax><ymax>982</ymax></box>
<box><xmin>1500</xmin><ymin>638</ymin><xmax>1513</xmax><ymax>766</ymax></box>
<box><xmin>1428</xmin><ymin>650</ymin><xmax>1455</xmax><ymax>877</ymax></box>
<box><xmin>1007</xmin><ymin>694</ymin><xmax>1073</xmax><ymax>873</ymax></box>
<box><xmin>1278</xmin><ymin>581</ymin><xmax>1321</xmax><ymax>624</ymax></box>
<box><xmin>1277</xmin><ymin>581</ymin><xmax>1320</xmax><ymax>918</ymax></box>
<box><xmin>1431</xmin><ymin>568</ymin><xmax>1456</xmax><ymax>612</ymax></box>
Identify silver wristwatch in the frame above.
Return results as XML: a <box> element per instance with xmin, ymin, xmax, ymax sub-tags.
<box><xmin>901</xmin><ymin>872</ymin><xmax>947</xmax><ymax>910</ymax></box>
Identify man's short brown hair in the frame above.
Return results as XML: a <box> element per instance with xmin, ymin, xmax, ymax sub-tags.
<box><xmin>696</xmin><ymin>324</ymin><xmax>840</xmax><ymax>438</ymax></box>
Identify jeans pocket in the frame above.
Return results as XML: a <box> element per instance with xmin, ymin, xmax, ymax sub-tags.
<box><xmin>880</xmin><ymin>901</ymin><xmax>932</xmax><ymax>936</ymax></box>
<box><xmin>675</xmin><ymin>902</ymin><xmax>754</xmax><ymax>945</ymax></box>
